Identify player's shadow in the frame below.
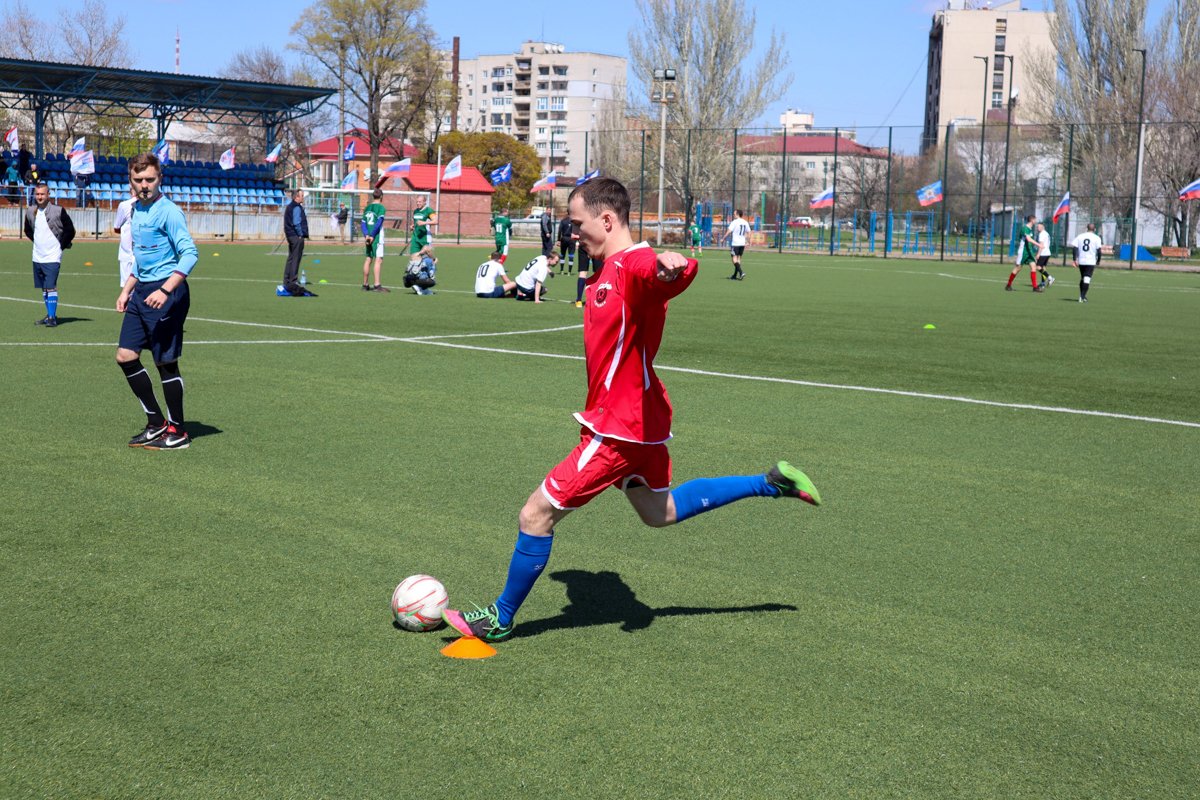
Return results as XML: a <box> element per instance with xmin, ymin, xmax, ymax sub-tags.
<box><xmin>514</xmin><ymin>569</ymin><xmax>798</xmax><ymax>638</ymax></box>
<box><xmin>50</xmin><ymin>316</ymin><xmax>91</xmax><ymax>325</ymax></box>
<box><xmin>184</xmin><ymin>421</ymin><xmax>224</xmax><ymax>440</ymax></box>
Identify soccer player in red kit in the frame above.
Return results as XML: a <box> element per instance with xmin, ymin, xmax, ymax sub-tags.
<box><xmin>443</xmin><ymin>177</ymin><xmax>821</xmax><ymax>643</ymax></box>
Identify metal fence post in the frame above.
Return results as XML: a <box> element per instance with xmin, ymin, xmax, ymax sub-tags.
<box><xmin>731</xmin><ymin>128</ymin><xmax>739</xmax><ymax>221</ymax></box>
<box><xmin>884</xmin><ymin>126</ymin><xmax>893</xmax><ymax>258</ymax></box>
<box><xmin>1062</xmin><ymin>124</ymin><xmax>1074</xmax><ymax>266</ymax></box>
<box><xmin>830</xmin><ymin>128</ymin><xmax>839</xmax><ymax>256</ymax></box>
<box><xmin>778</xmin><ymin>128</ymin><xmax>787</xmax><ymax>252</ymax></box>
<box><xmin>940</xmin><ymin>123</ymin><xmax>951</xmax><ymax>261</ymax></box>
<box><xmin>638</xmin><ymin>130</ymin><xmax>646</xmax><ymax>241</ymax></box>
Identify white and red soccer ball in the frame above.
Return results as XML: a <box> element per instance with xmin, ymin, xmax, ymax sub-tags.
<box><xmin>391</xmin><ymin>574</ymin><xmax>448</xmax><ymax>632</ymax></box>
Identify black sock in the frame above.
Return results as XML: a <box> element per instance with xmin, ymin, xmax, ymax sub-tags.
<box><xmin>157</xmin><ymin>361</ymin><xmax>185</xmax><ymax>428</ymax></box>
<box><xmin>119</xmin><ymin>359</ymin><xmax>165</xmax><ymax>427</ymax></box>
<box><xmin>576</xmin><ymin>277</ymin><xmax>585</xmax><ymax>302</ymax></box>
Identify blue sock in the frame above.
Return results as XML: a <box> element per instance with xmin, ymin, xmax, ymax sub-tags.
<box><xmin>494</xmin><ymin>531</ymin><xmax>554</xmax><ymax>626</ymax></box>
<box><xmin>45</xmin><ymin>289</ymin><xmax>58</xmax><ymax>318</ymax></box>
<box><xmin>670</xmin><ymin>475</ymin><xmax>778</xmax><ymax>523</ymax></box>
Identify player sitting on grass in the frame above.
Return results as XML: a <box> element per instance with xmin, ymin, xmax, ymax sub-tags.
<box><xmin>442</xmin><ymin>177</ymin><xmax>822</xmax><ymax>644</ymax></box>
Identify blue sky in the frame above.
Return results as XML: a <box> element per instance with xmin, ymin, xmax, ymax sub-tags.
<box><xmin>76</xmin><ymin>1</ymin><xmax>1169</xmax><ymax>140</ymax></box>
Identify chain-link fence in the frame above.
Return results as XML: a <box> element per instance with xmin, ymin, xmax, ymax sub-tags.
<box><xmin>577</xmin><ymin>120</ymin><xmax>1200</xmax><ymax>264</ymax></box>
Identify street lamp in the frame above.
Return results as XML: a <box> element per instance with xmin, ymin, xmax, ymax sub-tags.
<box><xmin>999</xmin><ymin>54</ymin><xmax>1015</xmax><ymax>260</ymax></box>
<box><xmin>651</xmin><ymin>67</ymin><xmax>676</xmax><ymax>245</ymax></box>
<box><xmin>973</xmin><ymin>55</ymin><xmax>989</xmax><ymax>262</ymax></box>
<box><xmin>1130</xmin><ymin>47</ymin><xmax>1147</xmax><ymax>269</ymax></box>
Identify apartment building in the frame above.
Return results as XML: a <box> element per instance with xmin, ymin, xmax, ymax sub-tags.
<box><xmin>921</xmin><ymin>0</ymin><xmax>1054</xmax><ymax>152</ymax></box>
<box><xmin>454</xmin><ymin>41</ymin><xmax>626</xmax><ymax>177</ymax></box>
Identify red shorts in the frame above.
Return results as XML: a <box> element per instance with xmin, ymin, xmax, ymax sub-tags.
<box><xmin>541</xmin><ymin>427</ymin><xmax>672</xmax><ymax>510</ymax></box>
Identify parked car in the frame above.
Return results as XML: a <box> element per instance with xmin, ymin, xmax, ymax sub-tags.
<box><xmin>788</xmin><ymin>216</ymin><xmax>813</xmax><ymax>228</ymax></box>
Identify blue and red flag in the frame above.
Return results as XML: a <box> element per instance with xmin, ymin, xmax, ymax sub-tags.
<box><xmin>490</xmin><ymin>162</ymin><xmax>512</xmax><ymax>185</ymax></box>
<box><xmin>264</xmin><ymin>143</ymin><xmax>283</xmax><ymax>164</ymax></box>
<box><xmin>68</xmin><ymin>137</ymin><xmax>86</xmax><ymax>156</ymax></box>
<box><xmin>1052</xmin><ymin>191</ymin><xmax>1070</xmax><ymax>223</ymax></box>
<box><xmin>810</xmin><ymin>187</ymin><xmax>834</xmax><ymax>209</ymax></box>
<box><xmin>384</xmin><ymin>158</ymin><xmax>412</xmax><ymax>176</ymax></box>
<box><xmin>1179</xmin><ymin>178</ymin><xmax>1200</xmax><ymax>202</ymax></box>
<box><xmin>576</xmin><ymin>169</ymin><xmax>600</xmax><ymax>186</ymax></box>
<box><xmin>342</xmin><ymin>141</ymin><xmax>356</xmax><ymax>161</ymax></box>
<box><xmin>151</xmin><ymin>139</ymin><xmax>170</xmax><ymax>165</ymax></box>
<box><xmin>916</xmin><ymin>180</ymin><xmax>943</xmax><ymax>207</ymax></box>
<box><xmin>531</xmin><ymin>172</ymin><xmax>556</xmax><ymax>193</ymax></box>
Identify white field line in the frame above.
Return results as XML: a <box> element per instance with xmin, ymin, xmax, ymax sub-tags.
<box><xmin>1</xmin><ymin>296</ymin><xmax>1196</xmax><ymax>429</ymax></box>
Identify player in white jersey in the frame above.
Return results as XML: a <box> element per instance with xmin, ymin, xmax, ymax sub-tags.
<box><xmin>475</xmin><ymin>251</ymin><xmax>517</xmax><ymax>298</ymax></box>
<box><xmin>514</xmin><ymin>252</ymin><xmax>559</xmax><ymax>302</ymax></box>
<box><xmin>113</xmin><ymin>190</ymin><xmax>137</xmax><ymax>286</ymax></box>
<box><xmin>1035</xmin><ymin>222</ymin><xmax>1054</xmax><ymax>289</ymax></box>
<box><xmin>1070</xmin><ymin>223</ymin><xmax>1103</xmax><ymax>303</ymax></box>
<box><xmin>723</xmin><ymin>209</ymin><xmax>751</xmax><ymax>280</ymax></box>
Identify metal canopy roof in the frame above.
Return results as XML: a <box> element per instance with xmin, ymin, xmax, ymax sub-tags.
<box><xmin>0</xmin><ymin>58</ymin><xmax>335</xmax><ymax>126</ymax></box>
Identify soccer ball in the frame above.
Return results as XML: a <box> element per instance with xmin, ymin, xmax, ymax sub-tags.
<box><xmin>391</xmin><ymin>574</ymin><xmax>448</xmax><ymax>632</ymax></box>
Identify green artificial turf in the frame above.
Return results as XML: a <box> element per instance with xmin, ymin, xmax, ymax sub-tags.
<box><xmin>1</xmin><ymin>241</ymin><xmax>1197</xmax><ymax>798</ymax></box>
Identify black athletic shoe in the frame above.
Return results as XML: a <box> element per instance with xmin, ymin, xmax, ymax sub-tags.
<box><xmin>1004</xmin><ymin>284</ymin><xmax>1014</xmax><ymax>291</ymax></box>
<box><xmin>128</xmin><ymin>423</ymin><xmax>169</xmax><ymax>448</ymax></box>
<box><xmin>142</xmin><ymin>425</ymin><xmax>191</xmax><ymax>450</ymax></box>
<box><xmin>362</xmin><ymin>284</ymin><xmax>371</xmax><ymax>291</ymax></box>
<box><xmin>35</xmin><ymin>315</ymin><xmax>57</xmax><ymax>327</ymax></box>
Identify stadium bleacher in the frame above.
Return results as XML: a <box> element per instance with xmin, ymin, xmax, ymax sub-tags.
<box><xmin>36</xmin><ymin>152</ymin><xmax>285</xmax><ymax>207</ymax></box>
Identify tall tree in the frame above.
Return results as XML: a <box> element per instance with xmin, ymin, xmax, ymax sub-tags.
<box><xmin>222</xmin><ymin>46</ymin><xmax>333</xmax><ymax>184</ymax></box>
<box><xmin>625</xmin><ymin>0</ymin><xmax>792</xmax><ymax>218</ymax></box>
<box><xmin>291</xmin><ymin>0</ymin><xmax>435</xmax><ymax>183</ymax></box>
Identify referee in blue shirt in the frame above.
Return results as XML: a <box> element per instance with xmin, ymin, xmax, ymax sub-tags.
<box><xmin>115</xmin><ymin>152</ymin><xmax>199</xmax><ymax>450</ymax></box>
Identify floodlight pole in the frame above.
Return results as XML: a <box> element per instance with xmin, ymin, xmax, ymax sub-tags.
<box><xmin>973</xmin><ymin>56</ymin><xmax>989</xmax><ymax>263</ymax></box>
<box><xmin>1130</xmin><ymin>47</ymin><xmax>1147</xmax><ymax>269</ymax></box>
<box><xmin>999</xmin><ymin>55</ymin><xmax>1015</xmax><ymax>261</ymax></box>
<box><xmin>338</xmin><ymin>40</ymin><xmax>346</xmax><ymax>190</ymax></box>
<box><xmin>651</xmin><ymin>67</ymin><xmax>675</xmax><ymax>246</ymax></box>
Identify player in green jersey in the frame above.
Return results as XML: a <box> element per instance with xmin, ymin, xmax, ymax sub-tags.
<box><xmin>493</xmin><ymin>208</ymin><xmax>513</xmax><ymax>264</ymax></box>
<box><xmin>410</xmin><ymin>198</ymin><xmax>435</xmax><ymax>255</ymax></box>
<box><xmin>687</xmin><ymin>220</ymin><xmax>703</xmax><ymax>257</ymax></box>
<box><xmin>1005</xmin><ymin>214</ymin><xmax>1041</xmax><ymax>292</ymax></box>
<box><xmin>361</xmin><ymin>188</ymin><xmax>390</xmax><ymax>292</ymax></box>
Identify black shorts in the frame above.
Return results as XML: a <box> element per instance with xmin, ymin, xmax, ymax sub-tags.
<box><xmin>1036</xmin><ymin>255</ymin><xmax>1050</xmax><ymax>267</ymax></box>
<box><xmin>1078</xmin><ymin>263</ymin><xmax>1096</xmax><ymax>279</ymax></box>
<box><xmin>731</xmin><ymin>245</ymin><xmax>745</xmax><ymax>257</ymax></box>
<box><xmin>559</xmin><ymin>240</ymin><xmax>576</xmax><ymax>256</ymax></box>
<box><xmin>515</xmin><ymin>284</ymin><xmax>542</xmax><ymax>301</ymax></box>
<box><xmin>119</xmin><ymin>278</ymin><xmax>190</xmax><ymax>363</ymax></box>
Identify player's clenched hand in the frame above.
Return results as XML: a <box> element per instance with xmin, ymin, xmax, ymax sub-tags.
<box><xmin>655</xmin><ymin>250</ymin><xmax>690</xmax><ymax>282</ymax></box>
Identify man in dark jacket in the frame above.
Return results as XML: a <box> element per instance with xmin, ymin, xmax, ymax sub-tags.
<box><xmin>540</xmin><ymin>207</ymin><xmax>554</xmax><ymax>256</ymax></box>
<box><xmin>23</xmin><ymin>183</ymin><xmax>75</xmax><ymax>327</ymax></box>
<box><xmin>557</xmin><ymin>214</ymin><xmax>575</xmax><ymax>274</ymax></box>
<box><xmin>282</xmin><ymin>189</ymin><xmax>311</xmax><ymax>296</ymax></box>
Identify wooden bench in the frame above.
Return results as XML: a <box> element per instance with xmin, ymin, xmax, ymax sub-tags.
<box><xmin>1159</xmin><ymin>246</ymin><xmax>1190</xmax><ymax>260</ymax></box>
<box><xmin>1100</xmin><ymin>245</ymin><xmax>1115</xmax><ymax>256</ymax></box>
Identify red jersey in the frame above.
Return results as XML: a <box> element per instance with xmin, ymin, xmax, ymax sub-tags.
<box><xmin>573</xmin><ymin>242</ymin><xmax>699</xmax><ymax>444</ymax></box>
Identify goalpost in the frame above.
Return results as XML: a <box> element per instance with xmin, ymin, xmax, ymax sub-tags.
<box><xmin>268</xmin><ymin>186</ymin><xmax>432</xmax><ymax>256</ymax></box>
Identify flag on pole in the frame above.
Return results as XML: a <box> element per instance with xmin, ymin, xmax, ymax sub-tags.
<box><xmin>810</xmin><ymin>187</ymin><xmax>834</xmax><ymax>209</ymax></box>
<box><xmin>341</xmin><ymin>169</ymin><xmax>358</xmax><ymax>189</ymax></box>
<box><xmin>4</xmin><ymin>126</ymin><xmax>17</xmax><ymax>151</ymax></box>
<box><xmin>342</xmin><ymin>141</ymin><xmax>356</xmax><ymax>161</ymax></box>
<box><xmin>384</xmin><ymin>158</ymin><xmax>411</xmax><ymax>176</ymax></box>
<box><xmin>218</xmin><ymin>147</ymin><xmax>236</xmax><ymax>170</ymax></box>
<box><xmin>490</xmin><ymin>162</ymin><xmax>512</xmax><ymax>185</ymax></box>
<box><xmin>916</xmin><ymin>180</ymin><xmax>943</xmax><ymax>207</ymax></box>
<box><xmin>264</xmin><ymin>143</ymin><xmax>283</xmax><ymax>164</ymax></box>
<box><xmin>576</xmin><ymin>169</ymin><xmax>600</xmax><ymax>186</ymax></box>
<box><xmin>69</xmin><ymin>149</ymin><xmax>95</xmax><ymax>175</ymax></box>
<box><xmin>1179</xmin><ymin>178</ymin><xmax>1200</xmax><ymax>202</ymax></box>
<box><xmin>68</xmin><ymin>137</ymin><xmax>86</xmax><ymax>156</ymax></box>
<box><xmin>152</xmin><ymin>139</ymin><xmax>170</xmax><ymax>165</ymax></box>
<box><xmin>441</xmin><ymin>154</ymin><xmax>462</xmax><ymax>183</ymax></box>
<box><xmin>1052</xmin><ymin>191</ymin><xmax>1070</xmax><ymax>223</ymax></box>
<box><xmin>531</xmin><ymin>172</ymin><xmax>556</xmax><ymax>193</ymax></box>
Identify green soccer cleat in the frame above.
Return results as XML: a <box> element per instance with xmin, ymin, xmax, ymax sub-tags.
<box><xmin>767</xmin><ymin>461</ymin><xmax>821</xmax><ymax>506</ymax></box>
<box><xmin>442</xmin><ymin>603</ymin><xmax>515</xmax><ymax>643</ymax></box>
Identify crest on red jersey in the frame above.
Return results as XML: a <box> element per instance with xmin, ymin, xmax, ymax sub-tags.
<box><xmin>594</xmin><ymin>282</ymin><xmax>613</xmax><ymax>307</ymax></box>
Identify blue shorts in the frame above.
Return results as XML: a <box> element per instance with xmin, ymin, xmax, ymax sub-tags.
<box><xmin>119</xmin><ymin>279</ymin><xmax>191</xmax><ymax>363</ymax></box>
<box><xmin>477</xmin><ymin>286</ymin><xmax>508</xmax><ymax>298</ymax></box>
<box><xmin>33</xmin><ymin>262</ymin><xmax>61</xmax><ymax>289</ymax></box>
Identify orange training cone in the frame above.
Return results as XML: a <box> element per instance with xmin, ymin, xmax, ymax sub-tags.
<box><xmin>440</xmin><ymin>636</ymin><xmax>498</xmax><ymax>659</ymax></box>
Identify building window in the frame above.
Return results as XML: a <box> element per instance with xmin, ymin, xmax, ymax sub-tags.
<box><xmin>492</xmin><ymin>67</ymin><xmax>505</xmax><ymax>78</ymax></box>
<box><xmin>491</xmin><ymin>114</ymin><xmax>503</xmax><ymax>125</ymax></box>
<box><xmin>991</xmin><ymin>91</ymin><xmax>1003</xmax><ymax>108</ymax></box>
<box><xmin>481</xmin><ymin>85</ymin><xmax>487</xmax><ymax>93</ymax></box>
<box><xmin>994</xmin><ymin>57</ymin><xmax>1004</xmax><ymax>72</ymax></box>
<box><xmin>493</xmin><ymin>97</ymin><xmax>505</xmax><ymax>107</ymax></box>
<box><xmin>536</xmin><ymin>127</ymin><xmax>546</xmax><ymax>138</ymax></box>
<box><xmin>550</xmin><ymin>96</ymin><xmax>566</xmax><ymax>110</ymax></box>
<box><xmin>995</xmin><ymin>35</ymin><xmax>1006</xmax><ymax>51</ymax></box>
<box><xmin>993</xmin><ymin>73</ymin><xmax>1005</xmax><ymax>89</ymax></box>
<box><xmin>996</xmin><ymin>19</ymin><xmax>1007</xmax><ymax>33</ymax></box>
<box><xmin>536</xmin><ymin>112</ymin><xmax>548</xmax><ymax>120</ymax></box>
<box><xmin>553</xmin><ymin>65</ymin><xmax>567</xmax><ymax>76</ymax></box>
<box><xmin>536</xmin><ymin>142</ymin><xmax>547</xmax><ymax>153</ymax></box>
<box><xmin>592</xmin><ymin>68</ymin><xmax>598</xmax><ymax>76</ymax></box>
<box><xmin>806</xmin><ymin>161</ymin><xmax>816</xmax><ymax>169</ymax></box>
<box><xmin>592</xmin><ymin>83</ymin><xmax>597</xmax><ymax>92</ymax></box>
<box><xmin>536</xmin><ymin>97</ymin><xmax>548</xmax><ymax>110</ymax></box>
<box><xmin>506</xmin><ymin>113</ymin><xmax>512</xmax><ymax>125</ymax></box>
<box><xmin>537</xmin><ymin>82</ymin><xmax>548</xmax><ymax>90</ymax></box>
<box><xmin>538</xmin><ymin>66</ymin><xmax>549</xmax><ymax>75</ymax></box>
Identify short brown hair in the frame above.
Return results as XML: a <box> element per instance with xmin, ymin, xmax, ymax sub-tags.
<box><xmin>373</xmin><ymin>188</ymin><xmax>383</xmax><ymax>199</ymax></box>
<box><xmin>128</xmin><ymin>153</ymin><xmax>161</xmax><ymax>175</ymax></box>
<box><xmin>568</xmin><ymin>177</ymin><xmax>629</xmax><ymax>226</ymax></box>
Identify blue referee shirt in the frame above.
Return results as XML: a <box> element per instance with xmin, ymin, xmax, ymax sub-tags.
<box><xmin>131</xmin><ymin>195</ymin><xmax>198</xmax><ymax>282</ymax></box>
